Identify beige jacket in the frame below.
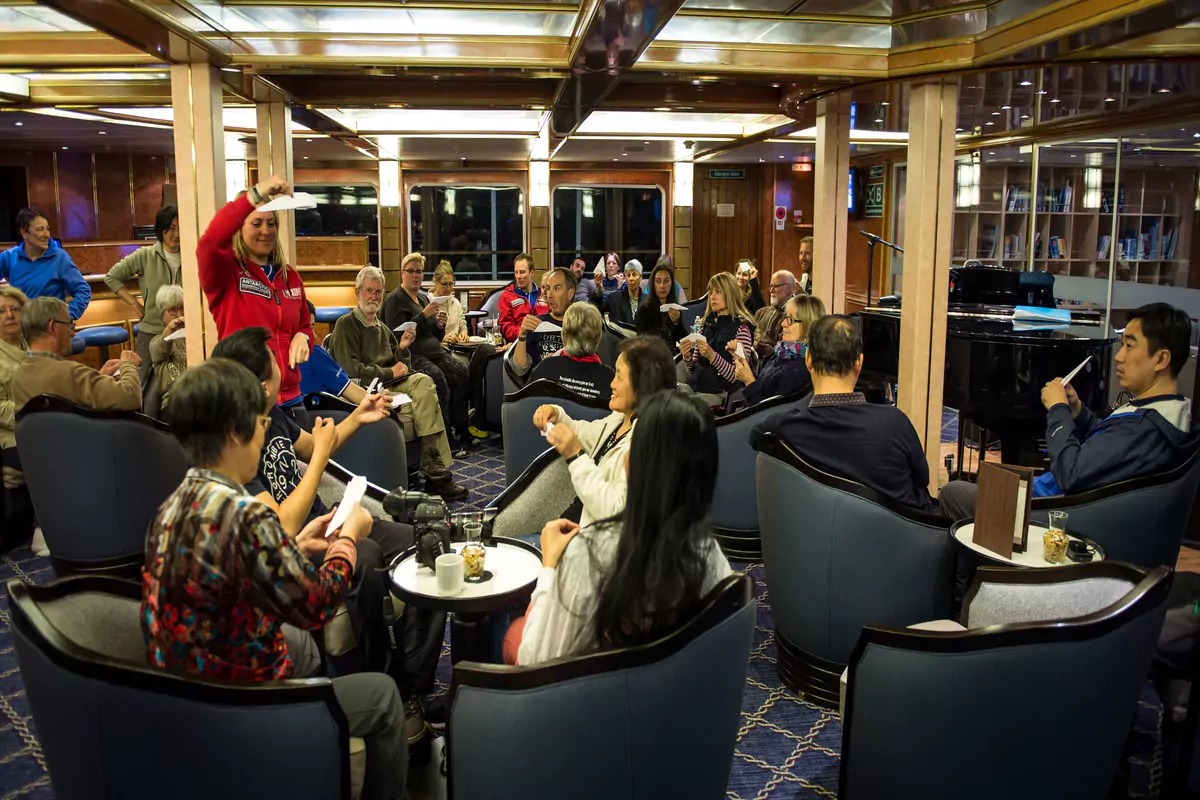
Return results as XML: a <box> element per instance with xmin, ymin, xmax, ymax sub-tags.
<box><xmin>552</xmin><ymin>407</ymin><xmax>633</xmax><ymax>528</ymax></box>
<box><xmin>0</xmin><ymin>336</ymin><xmax>27</xmax><ymax>451</ymax></box>
<box><xmin>11</xmin><ymin>351</ymin><xmax>142</xmax><ymax>415</ymax></box>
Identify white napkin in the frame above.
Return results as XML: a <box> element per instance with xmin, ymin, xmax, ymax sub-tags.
<box><xmin>327</xmin><ymin>475</ymin><xmax>366</xmax><ymax>537</ymax></box>
<box><xmin>163</xmin><ymin>328</ymin><xmax>187</xmax><ymax>342</ymax></box>
<box><xmin>257</xmin><ymin>192</ymin><xmax>318</xmax><ymax>213</ymax></box>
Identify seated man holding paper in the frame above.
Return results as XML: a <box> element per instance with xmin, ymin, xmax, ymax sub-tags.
<box><xmin>144</xmin><ymin>358</ymin><xmax>412</xmax><ymax>800</ymax></box>
<box><xmin>749</xmin><ymin>314</ymin><xmax>940</xmax><ymax>514</ymax></box>
<box><xmin>939</xmin><ymin>302</ymin><xmax>1199</xmax><ymax>519</ymax></box>
<box><xmin>507</xmin><ymin>265</ymin><xmax>576</xmax><ymax>381</ymax></box>
<box><xmin>330</xmin><ymin>266</ymin><xmax>466</xmax><ymax>499</ymax></box>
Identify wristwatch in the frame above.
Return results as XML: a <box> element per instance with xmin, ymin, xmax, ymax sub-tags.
<box><xmin>565</xmin><ymin>451</ymin><xmax>583</xmax><ymax>465</ymax></box>
<box><xmin>249</xmin><ymin>185</ymin><xmax>265</xmax><ymax>205</ymax></box>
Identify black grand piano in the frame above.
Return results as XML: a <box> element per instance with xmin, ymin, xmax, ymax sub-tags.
<box><xmin>859</xmin><ymin>264</ymin><xmax>1118</xmax><ymax>473</ymax></box>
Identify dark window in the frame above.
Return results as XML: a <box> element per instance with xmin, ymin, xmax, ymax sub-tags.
<box><xmin>409</xmin><ymin>185</ymin><xmax>525</xmax><ymax>280</ymax></box>
<box><xmin>296</xmin><ymin>184</ymin><xmax>380</xmax><ymax>266</ymax></box>
<box><xmin>552</xmin><ymin>186</ymin><xmax>663</xmax><ymax>270</ymax></box>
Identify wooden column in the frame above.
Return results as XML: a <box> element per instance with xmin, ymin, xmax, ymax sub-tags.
<box><xmin>530</xmin><ymin>206</ymin><xmax>549</xmax><ymax>279</ymax></box>
<box><xmin>255</xmin><ymin>100</ymin><xmax>296</xmax><ymax>264</ymax></box>
<box><xmin>813</xmin><ymin>94</ymin><xmax>850</xmax><ymax>312</ymax></box>
<box><xmin>170</xmin><ymin>62</ymin><xmax>224</xmax><ymax>364</ymax></box>
<box><xmin>672</xmin><ymin>160</ymin><xmax>693</xmax><ymax>295</ymax></box>
<box><xmin>898</xmin><ymin>78</ymin><xmax>958</xmax><ymax>491</ymax></box>
<box><xmin>379</xmin><ymin>159</ymin><xmax>401</xmax><ymax>289</ymax></box>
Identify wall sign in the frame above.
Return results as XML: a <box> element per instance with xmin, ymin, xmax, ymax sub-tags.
<box><xmin>774</xmin><ymin>205</ymin><xmax>787</xmax><ymax>230</ymax></box>
<box><xmin>709</xmin><ymin>169</ymin><xmax>746</xmax><ymax>179</ymax></box>
<box><xmin>864</xmin><ymin>181</ymin><xmax>885</xmax><ymax>219</ymax></box>
<box><xmin>868</xmin><ymin>165</ymin><xmax>886</xmax><ymax>180</ymax></box>
<box><xmin>716</xmin><ymin>203</ymin><xmax>735</xmax><ymax>218</ymax></box>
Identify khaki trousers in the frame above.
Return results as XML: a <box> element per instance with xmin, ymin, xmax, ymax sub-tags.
<box><xmin>395</xmin><ymin>371</ymin><xmax>453</xmax><ymax>467</ymax></box>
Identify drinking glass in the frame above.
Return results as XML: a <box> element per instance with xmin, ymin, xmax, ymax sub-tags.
<box><xmin>462</xmin><ymin>521</ymin><xmax>486</xmax><ymax>580</ymax></box>
<box><xmin>1043</xmin><ymin>511</ymin><xmax>1069</xmax><ymax>563</ymax></box>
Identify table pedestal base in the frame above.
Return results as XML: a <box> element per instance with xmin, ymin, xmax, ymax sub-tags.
<box><xmin>450</xmin><ymin>612</ymin><xmax>492</xmax><ymax>664</ymax></box>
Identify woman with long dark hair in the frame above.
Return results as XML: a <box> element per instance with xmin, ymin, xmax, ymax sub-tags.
<box><xmin>516</xmin><ymin>391</ymin><xmax>732</xmax><ymax>665</ymax></box>
<box><xmin>634</xmin><ymin>256</ymin><xmax>686</xmax><ymax>346</ymax></box>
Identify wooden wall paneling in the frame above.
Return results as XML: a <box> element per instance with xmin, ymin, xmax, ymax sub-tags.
<box><xmin>56</xmin><ymin>151</ymin><xmax>97</xmax><ymax>241</ymax></box>
<box><xmin>131</xmin><ymin>155</ymin><xmax>169</xmax><ymax>224</ymax></box>
<box><xmin>94</xmin><ymin>154</ymin><xmax>135</xmax><ymax>240</ymax></box>
<box><xmin>692</xmin><ymin>165</ymin><xmax>764</xmax><ymax>293</ymax></box>
<box><xmin>846</xmin><ymin>152</ymin><xmax>891</xmax><ymax>311</ymax></box>
<box><xmin>769</xmin><ymin>166</ymin><xmax>815</xmax><ymax>280</ymax></box>
<box><xmin>814</xmin><ymin>94</ymin><xmax>851</xmax><ymax>313</ymax></box>
<box><xmin>0</xmin><ymin>151</ymin><xmax>58</xmax><ymax>233</ymax></box>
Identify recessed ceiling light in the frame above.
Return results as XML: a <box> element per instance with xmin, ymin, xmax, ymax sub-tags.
<box><xmin>305</xmin><ymin>138</ymin><xmax>312</xmax><ymax>142</ymax></box>
<box><xmin>1020</xmin><ymin>114</ymin><xmax>1030</xmax><ymax>119</ymax></box>
<box><xmin>1019</xmin><ymin>80</ymin><xmax>1033</xmax><ymax>87</ymax></box>
<box><xmin>989</xmin><ymin>151</ymin><xmax>995</xmax><ymax>155</ymax></box>
<box><xmin>643</xmin><ymin>141</ymin><xmax>650</xmax><ymax>144</ymax></box>
<box><xmin>1070</xmin><ymin>154</ymin><xmax>1077</xmax><ymax>158</ymax></box>
<box><xmin>1192</xmin><ymin>133</ymin><xmax>1199</xmax><ymax>138</ymax></box>
<box><xmin>1001</xmin><ymin>105</ymin><xmax>1011</xmax><ymax>110</ymax></box>
<box><xmin>691</xmin><ymin>79</ymin><xmax>701</xmax><ymax>85</ymax></box>
<box><xmin>985</xmin><ymin>121</ymin><xmax>995</xmax><ymax>126</ymax></box>
<box><xmin>98</xmin><ymin>131</ymin><xmax>106</xmax><ymax>135</ymax></box>
<box><xmin>880</xmin><ymin>101</ymin><xmax>890</xmax><ymax>107</ymax></box>
<box><xmin>621</xmin><ymin>153</ymin><xmax>628</xmax><ymax>157</ymax></box>
<box><xmin>612</xmin><ymin>158</ymin><xmax>618</xmax><ymax>161</ymax></box>
<box><xmin>1049</xmin><ymin>98</ymin><xmax>1061</xmax><ymax>103</ymax></box>
<box><xmin>873</xmin><ymin>118</ymin><xmax>883</xmax><ymax>123</ymax></box>
<box><xmin>1104</xmin><ymin>97</ymin><xmax>1115</xmax><ymax>103</ymax></box>
<box><xmin>778</xmin><ymin>155</ymin><xmax>784</xmax><ymax>159</ymax></box>
<box><xmin>955</xmin><ymin>127</ymin><xmax>963</xmax><ymax>132</ymax></box>
<box><xmin>1036</xmin><ymin>90</ymin><xmax>1048</xmax><ymax>95</ymax></box>
<box><xmin>654</xmin><ymin>107</ymin><xmax>671</xmax><ymax>112</ymax></box>
<box><xmin>770</xmin><ymin>83</ymin><xmax>780</xmax><ymax>88</ymax></box>
<box><xmin>758</xmin><ymin>158</ymin><xmax>765</xmax><ymax>162</ymax></box>
<box><xmin>991</xmin><ymin>111</ymin><xmax>1001</xmax><ymax>116</ymax></box>
<box><xmin>1159</xmin><ymin>88</ymin><xmax>1171</xmax><ymax>94</ymax></box>
<box><xmin>303</xmin><ymin>156</ymin><xmax>309</xmax><ymax>160</ymax></box>
<box><xmin>61</xmin><ymin>146</ymin><xmax>68</xmax><ymax>150</ymax></box>
<box><xmin>14</xmin><ymin>122</ymin><xmax>22</xmax><ymax>126</ymax></box>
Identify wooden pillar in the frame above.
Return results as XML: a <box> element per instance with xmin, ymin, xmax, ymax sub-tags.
<box><xmin>255</xmin><ymin>100</ymin><xmax>296</xmax><ymax>264</ymax></box>
<box><xmin>813</xmin><ymin>94</ymin><xmax>850</xmax><ymax>312</ymax></box>
<box><xmin>530</xmin><ymin>206</ymin><xmax>549</xmax><ymax>279</ymax></box>
<box><xmin>379</xmin><ymin>159</ymin><xmax>401</xmax><ymax>289</ymax></box>
<box><xmin>170</xmin><ymin>62</ymin><xmax>224</xmax><ymax>364</ymax></box>
<box><xmin>898</xmin><ymin>78</ymin><xmax>958</xmax><ymax>491</ymax></box>
<box><xmin>672</xmin><ymin>160</ymin><xmax>693</xmax><ymax>295</ymax></box>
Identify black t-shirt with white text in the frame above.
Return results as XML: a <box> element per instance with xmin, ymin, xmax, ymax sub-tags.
<box><xmin>531</xmin><ymin>355</ymin><xmax>614</xmax><ymax>403</ymax></box>
<box><xmin>524</xmin><ymin>312</ymin><xmax>564</xmax><ymax>371</ymax></box>
<box><xmin>245</xmin><ymin>406</ymin><xmax>328</xmax><ymax>526</ymax></box>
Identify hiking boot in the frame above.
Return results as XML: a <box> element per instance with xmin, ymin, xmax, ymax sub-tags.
<box><xmin>425</xmin><ymin>475</ymin><xmax>468</xmax><ymax>501</ymax></box>
<box><xmin>405</xmin><ymin>697</ymin><xmax>428</xmax><ymax>745</ymax></box>
<box><xmin>422</xmin><ymin>454</ymin><xmax>450</xmax><ymax>483</ymax></box>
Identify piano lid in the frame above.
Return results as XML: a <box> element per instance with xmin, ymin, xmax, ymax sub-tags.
<box><xmin>859</xmin><ymin>306</ymin><xmax>1116</xmax><ymax>345</ymax></box>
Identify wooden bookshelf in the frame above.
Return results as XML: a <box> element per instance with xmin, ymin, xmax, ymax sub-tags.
<box><xmin>953</xmin><ymin>162</ymin><xmax>1197</xmax><ymax>287</ymax></box>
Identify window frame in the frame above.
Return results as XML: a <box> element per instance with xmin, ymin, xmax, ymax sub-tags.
<box><xmin>549</xmin><ymin>183</ymin><xmax>667</xmax><ymax>271</ymax></box>
<box><xmin>404</xmin><ymin>181</ymin><xmax>527</xmax><ymax>281</ymax></box>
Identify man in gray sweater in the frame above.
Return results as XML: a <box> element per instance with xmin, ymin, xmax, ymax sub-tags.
<box><xmin>330</xmin><ymin>266</ymin><xmax>466</xmax><ymax>500</ymax></box>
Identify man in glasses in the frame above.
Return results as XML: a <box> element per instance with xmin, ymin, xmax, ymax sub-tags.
<box><xmin>753</xmin><ymin>269</ymin><xmax>798</xmax><ymax>358</ymax></box>
<box><xmin>10</xmin><ymin>296</ymin><xmax>141</xmax><ymax>414</ymax></box>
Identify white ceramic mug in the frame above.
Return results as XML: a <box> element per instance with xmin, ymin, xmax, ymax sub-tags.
<box><xmin>436</xmin><ymin>553</ymin><xmax>464</xmax><ymax>596</ymax></box>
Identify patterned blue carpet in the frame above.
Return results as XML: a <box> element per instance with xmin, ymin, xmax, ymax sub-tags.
<box><xmin>0</xmin><ymin>439</ymin><xmax>840</xmax><ymax>800</ymax></box>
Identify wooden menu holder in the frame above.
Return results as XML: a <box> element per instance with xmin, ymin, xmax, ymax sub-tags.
<box><xmin>972</xmin><ymin>462</ymin><xmax>1036</xmax><ymax>559</ymax></box>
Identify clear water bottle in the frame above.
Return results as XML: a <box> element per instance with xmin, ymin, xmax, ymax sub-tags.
<box><xmin>691</xmin><ymin>317</ymin><xmax>701</xmax><ymax>337</ymax></box>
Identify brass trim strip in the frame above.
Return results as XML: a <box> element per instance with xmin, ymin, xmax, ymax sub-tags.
<box><xmin>90</xmin><ymin>152</ymin><xmax>99</xmax><ymax>237</ymax></box>
<box><xmin>52</xmin><ymin>150</ymin><xmax>61</xmax><ymax>235</ymax></box>
<box><xmin>127</xmin><ymin>155</ymin><xmax>135</xmax><ymax>229</ymax></box>
<box><xmin>223</xmin><ymin>0</ymin><xmax>576</xmax><ymax>9</ymax></box>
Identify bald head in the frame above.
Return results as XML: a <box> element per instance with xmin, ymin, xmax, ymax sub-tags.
<box><xmin>769</xmin><ymin>270</ymin><xmax>796</xmax><ymax>306</ymax></box>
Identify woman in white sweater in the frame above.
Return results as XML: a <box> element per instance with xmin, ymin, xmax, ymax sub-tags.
<box><xmin>531</xmin><ymin>335</ymin><xmax>677</xmax><ymax>527</ymax></box>
<box><xmin>517</xmin><ymin>391</ymin><xmax>732</xmax><ymax>666</ymax></box>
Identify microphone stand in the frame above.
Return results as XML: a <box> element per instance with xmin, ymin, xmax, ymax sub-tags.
<box><xmin>859</xmin><ymin>230</ymin><xmax>903</xmax><ymax>307</ymax></box>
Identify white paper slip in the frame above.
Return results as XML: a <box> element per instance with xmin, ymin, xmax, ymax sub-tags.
<box><xmin>682</xmin><ymin>332</ymin><xmax>707</xmax><ymax>343</ymax></box>
<box><xmin>364</xmin><ymin>377</ymin><xmax>380</xmax><ymax>395</ymax></box>
<box><xmin>735</xmin><ymin>342</ymin><xmax>745</xmax><ymax>360</ymax></box>
<box><xmin>393</xmin><ymin>321</ymin><xmax>417</xmax><ymax>333</ymax></box>
<box><xmin>1061</xmin><ymin>356</ymin><xmax>1092</xmax><ymax>386</ymax></box>
<box><xmin>257</xmin><ymin>191</ymin><xmax>318</xmax><ymax>213</ymax></box>
<box><xmin>660</xmin><ymin>303</ymin><xmax>687</xmax><ymax>312</ymax></box>
<box><xmin>327</xmin><ymin>475</ymin><xmax>367</xmax><ymax>537</ymax></box>
<box><xmin>163</xmin><ymin>328</ymin><xmax>187</xmax><ymax>342</ymax></box>
<box><xmin>428</xmin><ymin>295</ymin><xmax>453</xmax><ymax>304</ymax></box>
<box><xmin>389</xmin><ymin>392</ymin><xmax>412</xmax><ymax>409</ymax></box>
<box><xmin>533</xmin><ymin>321</ymin><xmax>562</xmax><ymax>333</ymax></box>
<box><xmin>541</xmin><ymin>422</ymin><xmax>555</xmax><ymax>438</ymax></box>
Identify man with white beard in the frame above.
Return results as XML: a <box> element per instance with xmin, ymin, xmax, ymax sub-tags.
<box><xmin>753</xmin><ymin>269</ymin><xmax>798</xmax><ymax>358</ymax></box>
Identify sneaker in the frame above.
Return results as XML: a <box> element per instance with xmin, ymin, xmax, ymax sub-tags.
<box><xmin>425</xmin><ymin>476</ymin><xmax>468</xmax><ymax>501</ymax></box>
<box><xmin>405</xmin><ymin>697</ymin><xmax>428</xmax><ymax>745</ymax></box>
<box><xmin>31</xmin><ymin>527</ymin><xmax>49</xmax><ymax>557</ymax></box>
<box><xmin>422</xmin><ymin>455</ymin><xmax>451</xmax><ymax>483</ymax></box>
<box><xmin>467</xmin><ymin>425</ymin><xmax>491</xmax><ymax>441</ymax></box>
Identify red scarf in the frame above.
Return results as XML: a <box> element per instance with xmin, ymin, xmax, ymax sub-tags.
<box><xmin>555</xmin><ymin>350</ymin><xmax>602</xmax><ymax>364</ymax></box>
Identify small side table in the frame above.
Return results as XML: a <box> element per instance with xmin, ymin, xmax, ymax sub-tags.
<box><xmin>950</xmin><ymin>519</ymin><xmax>1106</xmax><ymax>568</ymax></box>
<box><xmin>388</xmin><ymin>536</ymin><xmax>542</xmax><ymax>664</ymax></box>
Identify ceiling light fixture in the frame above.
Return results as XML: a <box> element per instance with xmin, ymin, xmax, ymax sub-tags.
<box><xmin>61</xmin><ymin>146</ymin><xmax>68</xmax><ymax>150</ymax></box>
<box><xmin>1159</xmin><ymin>88</ymin><xmax>1171</xmax><ymax>94</ymax></box>
<box><xmin>1036</xmin><ymin>90</ymin><xmax>1048</xmax><ymax>95</ymax></box>
<box><xmin>305</xmin><ymin>138</ymin><xmax>312</xmax><ymax>142</ymax></box>
<box><xmin>691</xmin><ymin>79</ymin><xmax>701</xmax><ymax>85</ymax></box>
<box><xmin>873</xmin><ymin>118</ymin><xmax>883</xmax><ymax>123</ymax></box>
<box><xmin>1019</xmin><ymin>80</ymin><xmax>1033</xmax><ymax>86</ymax></box>
<box><xmin>14</xmin><ymin>122</ymin><xmax>22</xmax><ymax>126</ymax></box>
<box><xmin>778</xmin><ymin>155</ymin><xmax>784</xmax><ymax>159</ymax></box>
<box><xmin>770</xmin><ymin>83</ymin><xmax>780</xmax><ymax>88</ymax></box>
<box><xmin>758</xmin><ymin>158</ymin><xmax>765</xmax><ymax>162</ymax></box>
<box><xmin>880</xmin><ymin>101</ymin><xmax>890</xmax><ymax>106</ymax></box>
<box><xmin>955</xmin><ymin>127</ymin><xmax>963</xmax><ymax>132</ymax></box>
<box><xmin>303</xmin><ymin>156</ymin><xmax>309</xmax><ymax>159</ymax></box>
<box><xmin>989</xmin><ymin>151</ymin><xmax>995</xmax><ymax>155</ymax></box>
<box><xmin>991</xmin><ymin>111</ymin><xmax>1001</xmax><ymax>116</ymax></box>
<box><xmin>1049</xmin><ymin>98</ymin><xmax>1061</xmax><ymax>103</ymax></box>
<box><xmin>985</xmin><ymin>121</ymin><xmax>994</xmax><ymax>126</ymax></box>
<box><xmin>1001</xmin><ymin>105</ymin><xmax>1011</xmax><ymax>110</ymax></box>
<box><xmin>1070</xmin><ymin>154</ymin><xmax>1077</xmax><ymax>158</ymax></box>
<box><xmin>98</xmin><ymin>131</ymin><xmax>106</xmax><ymax>135</ymax></box>
<box><xmin>1104</xmin><ymin>97</ymin><xmax>1115</xmax><ymax>103</ymax></box>
<box><xmin>1020</xmin><ymin>114</ymin><xmax>1030</xmax><ymax>119</ymax></box>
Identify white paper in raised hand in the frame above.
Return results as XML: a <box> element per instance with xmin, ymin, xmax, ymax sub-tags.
<box><xmin>257</xmin><ymin>191</ymin><xmax>318</xmax><ymax>213</ymax></box>
<box><xmin>682</xmin><ymin>332</ymin><xmax>707</xmax><ymax>344</ymax></box>
<box><xmin>365</xmin><ymin>377</ymin><xmax>380</xmax><ymax>395</ymax></box>
<box><xmin>393</xmin><ymin>321</ymin><xmax>417</xmax><ymax>333</ymax></box>
<box><xmin>389</xmin><ymin>392</ymin><xmax>412</xmax><ymax>409</ymax></box>
<box><xmin>534</xmin><ymin>321</ymin><xmax>562</xmax><ymax>333</ymax></box>
<box><xmin>660</xmin><ymin>303</ymin><xmax>687</xmax><ymax>312</ymax></box>
<box><xmin>541</xmin><ymin>422</ymin><xmax>555</xmax><ymax>438</ymax></box>
<box><xmin>327</xmin><ymin>475</ymin><xmax>367</xmax><ymax>537</ymax></box>
<box><xmin>428</xmin><ymin>295</ymin><xmax>453</xmax><ymax>304</ymax></box>
<box><xmin>1061</xmin><ymin>355</ymin><xmax>1092</xmax><ymax>386</ymax></box>
<box><xmin>163</xmin><ymin>328</ymin><xmax>187</xmax><ymax>342</ymax></box>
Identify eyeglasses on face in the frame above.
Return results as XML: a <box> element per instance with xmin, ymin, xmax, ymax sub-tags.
<box><xmin>402</xmin><ymin>268</ymin><xmax>424</xmax><ymax>275</ymax></box>
<box><xmin>770</xmin><ymin>283</ymin><xmax>791</xmax><ymax>291</ymax></box>
<box><xmin>784</xmin><ymin>315</ymin><xmax>801</xmax><ymax>327</ymax></box>
<box><xmin>53</xmin><ymin>317</ymin><xmax>75</xmax><ymax>330</ymax></box>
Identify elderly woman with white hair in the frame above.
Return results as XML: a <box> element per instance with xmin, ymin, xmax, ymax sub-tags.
<box><xmin>603</xmin><ymin>259</ymin><xmax>643</xmax><ymax>327</ymax></box>
<box><xmin>149</xmin><ymin>283</ymin><xmax>188</xmax><ymax>412</ymax></box>
<box><xmin>0</xmin><ymin>284</ymin><xmax>29</xmax><ymax>491</ymax></box>
<box><xmin>530</xmin><ymin>302</ymin><xmax>614</xmax><ymax>403</ymax></box>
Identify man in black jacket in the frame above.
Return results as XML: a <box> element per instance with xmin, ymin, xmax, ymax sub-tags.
<box><xmin>940</xmin><ymin>302</ymin><xmax>1198</xmax><ymax>519</ymax></box>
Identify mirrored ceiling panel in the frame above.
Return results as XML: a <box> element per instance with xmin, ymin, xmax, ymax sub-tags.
<box><xmin>319</xmin><ymin>108</ymin><xmax>544</xmax><ymax>134</ymax></box>
<box><xmin>655</xmin><ymin>16</ymin><xmax>890</xmax><ymax>47</ymax></box>
<box><xmin>0</xmin><ymin>5</ymin><xmax>94</xmax><ymax>32</ymax></box>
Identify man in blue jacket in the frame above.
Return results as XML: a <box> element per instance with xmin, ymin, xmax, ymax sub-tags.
<box><xmin>940</xmin><ymin>302</ymin><xmax>1198</xmax><ymax>519</ymax></box>
<box><xmin>0</xmin><ymin>208</ymin><xmax>91</xmax><ymax>320</ymax></box>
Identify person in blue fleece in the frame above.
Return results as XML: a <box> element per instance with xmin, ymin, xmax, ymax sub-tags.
<box><xmin>939</xmin><ymin>302</ymin><xmax>1198</xmax><ymax>519</ymax></box>
<box><xmin>0</xmin><ymin>208</ymin><xmax>91</xmax><ymax>321</ymax></box>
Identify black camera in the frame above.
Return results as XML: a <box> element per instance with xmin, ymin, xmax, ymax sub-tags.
<box><xmin>1066</xmin><ymin>539</ymin><xmax>1095</xmax><ymax>563</ymax></box>
<box><xmin>383</xmin><ymin>490</ymin><xmax>486</xmax><ymax>570</ymax></box>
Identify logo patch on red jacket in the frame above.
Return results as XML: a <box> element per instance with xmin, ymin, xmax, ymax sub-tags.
<box><xmin>509</xmin><ymin>297</ymin><xmax>527</xmax><ymax>307</ymax></box>
<box><xmin>238</xmin><ymin>276</ymin><xmax>272</xmax><ymax>299</ymax></box>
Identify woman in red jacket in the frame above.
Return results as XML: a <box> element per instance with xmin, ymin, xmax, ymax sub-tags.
<box><xmin>198</xmin><ymin>175</ymin><xmax>315</xmax><ymax>410</ymax></box>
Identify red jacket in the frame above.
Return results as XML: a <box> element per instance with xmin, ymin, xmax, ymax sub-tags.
<box><xmin>197</xmin><ymin>195</ymin><xmax>314</xmax><ymax>404</ymax></box>
<box><xmin>497</xmin><ymin>281</ymin><xmax>549</xmax><ymax>343</ymax></box>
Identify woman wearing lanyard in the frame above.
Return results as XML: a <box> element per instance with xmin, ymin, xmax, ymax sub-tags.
<box><xmin>197</xmin><ymin>175</ymin><xmax>315</xmax><ymax>416</ymax></box>
<box><xmin>104</xmin><ymin>205</ymin><xmax>181</xmax><ymax>383</ymax></box>
<box><xmin>530</xmin><ymin>336</ymin><xmax>676</xmax><ymax>527</ymax></box>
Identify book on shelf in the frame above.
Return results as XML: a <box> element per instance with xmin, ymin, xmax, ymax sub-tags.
<box><xmin>1163</xmin><ymin>227</ymin><xmax>1178</xmax><ymax>259</ymax></box>
<box><xmin>1033</xmin><ymin>231</ymin><xmax>1043</xmax><ymax>258</ymax></box>
<box><xmin>1047</xmin><ymin>235</ymin><xmax>1067</xmax><ymax>259</ymax></box>
<box><xmin>1040</xmin><ymin>181</ymin><xmax>1073</xmax><ymax>213</ymax></box>
<box><xmin>1002</xmin><ymin>233</ymin><xmax>1021</xmax><ymax>259</ymax></box>
<box><xmin>1005</xmin><ymin>186</ymin><xmax>1030</xmax><ymax>212</ymax></box>
<box><xmin>1097</xmin><ymin>235</ymin><xmax>1111</xmax><ymax>260</ymax></box>
<box><xmin>1100</xmin><ymin>184</ymin><xmax>1125</xmax><ymax>213</ymax></box>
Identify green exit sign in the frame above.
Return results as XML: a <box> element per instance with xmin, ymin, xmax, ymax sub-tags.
<box><xmin>709</xmin><ymin>169</ymin><xmax>746</xmax><ymax>179</ymax></box>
